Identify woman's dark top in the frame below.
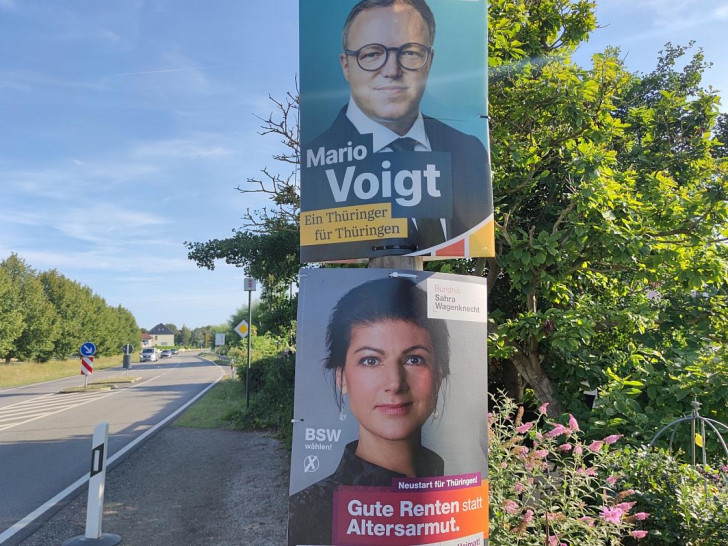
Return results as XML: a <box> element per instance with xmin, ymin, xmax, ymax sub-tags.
<box><xmin>288</xmin><ymin>440</ymin><xmax>444</xmax><ymax>546</ymax></box>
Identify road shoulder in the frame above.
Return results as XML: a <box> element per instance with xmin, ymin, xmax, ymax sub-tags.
<box><xmin>21</xmin><ymin>427</ymin><xmax>290</xmax><ymax>545</ymax></box>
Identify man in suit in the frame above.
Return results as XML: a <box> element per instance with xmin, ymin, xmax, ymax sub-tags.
<box><xmin>301</xmin><ymin>0</ymin><xmax>491</xmax><ymax>260</ymax></box>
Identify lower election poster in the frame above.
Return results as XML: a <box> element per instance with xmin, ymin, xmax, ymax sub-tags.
<box><xmin>288</xmin><ymin>268</ymin><xmax>488</xmax><ymax>545</ymax></box>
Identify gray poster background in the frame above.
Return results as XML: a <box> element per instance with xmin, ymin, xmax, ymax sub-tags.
<box><xmin>289</xmin><ymin>268</ymin><xmax>488</xmax><ymax>495</ymax></box>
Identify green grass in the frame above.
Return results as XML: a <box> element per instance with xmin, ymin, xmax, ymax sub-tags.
<box><xmin>0</xmin><ymin>356</ymin><xmax>125</xmax><ymax>388</ymax></box>
<box><xmin>175</xmin><ymin>378</ymin><xmax>248</xmax><ymax>429</ymax></box>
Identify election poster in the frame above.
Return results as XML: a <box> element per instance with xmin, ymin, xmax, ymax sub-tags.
<box><xmin>299</xmin><ymin>0</ymin><xmax>494</xmax><ymax>262</ymax></box>
<box><xmin>288</xmin><ymin>268</ymin><xmax>488</xmax><ymax>545</ymax></box>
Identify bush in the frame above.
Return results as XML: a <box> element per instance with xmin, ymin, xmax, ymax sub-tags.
<box><xmin>227</xmin><ymin>344</ymin><xmax>295</xmax><ymax>447</ymax></box>
<box><xmin>489</xmin><ymin>394</ymin><xmax>647</xmax><ymax>545</ymax></box>
<box><xmin>615</xmin><ymin>447</ymin><xmax>728</xmax><ymax>545</ymax></box>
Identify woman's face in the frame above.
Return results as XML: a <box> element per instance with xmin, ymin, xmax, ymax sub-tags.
<box><xmin>339</xmin><ymin>319</ymin><xmax>440</xmax><ymax>444</ymax></box>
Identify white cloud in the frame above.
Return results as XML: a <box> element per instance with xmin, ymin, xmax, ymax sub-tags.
<box><xmin>132</xmin><ymin>138</ymin><xmax>234</xmax><ymax>159</ymax></box>
<box><xmin>4</xmin><ymin>160</ymin><xmax>160</xmax><ymax>201</ymax></box>
<box><xmin>53</xmin><ymin>203</ymin><xmax>170</xmax><ymax>244</ymax></box>
<box><xmin>0</xmin><ymin>70</ymin><xmax>106</xmax><ymax>93</ymax></box>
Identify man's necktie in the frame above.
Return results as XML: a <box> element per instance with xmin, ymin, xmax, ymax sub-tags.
<box><xmin>388</xmin><ymin>137</ymin><xmax>418</xmax><ymax>152</ymax></box>
<box><xmin>387</xmin><ymin>137</ymin><xmax>444</xmax><ymax>247</ymax></box>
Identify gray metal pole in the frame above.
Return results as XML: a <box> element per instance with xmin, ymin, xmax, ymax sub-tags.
<box><xmin>246</xmin><ymin>289</ymin><xmax>252</xmax><ymax>408</ymax></box>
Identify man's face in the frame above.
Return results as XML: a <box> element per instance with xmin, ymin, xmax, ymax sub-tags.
<box><xmin>340</xmin><ymin>3</ymin><xmax>433</xmax><ymax>135</ymax></box>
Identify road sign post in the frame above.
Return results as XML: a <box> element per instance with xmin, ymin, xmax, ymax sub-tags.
<box><xmin>79</xmin><ymin>342</ymin><xmax>97</xmax><ymax>388</ymax></box>
<box><xmin>243</xmin><ymin>277</ymin><xmax>256</xmax><ymax>408</ymax></box>
<box><xmin>81</xmin><ymin>356</ymin><xmax>94</xmax><ymax>387</ymax></box>
<box><xmin>62</xmin><ymin>422</ymin><xmax>121</xmax><ymax>546</ymax></box>
<box><xmin>122</xmin><ymin>344</ymin><xmax>134</xmax><ymax>372</ymax></box>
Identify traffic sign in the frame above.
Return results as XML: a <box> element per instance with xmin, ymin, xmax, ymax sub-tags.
<box><xmin>234</xmin><ymin>319</ymin><xmax>249</xmax><ymax>339</ymax></box>
<box><xmin>80</xmin><ymin>342</ymin><xmax>97</xmax><ymax>357</ymax></box>
<box><xmin>244</xmin><ymin>277</ymin><xmax>257</xmax><ymax>291</ymax></box>
<box><xmin>81</xmin><ymin>356</ymin><xmax>94</xmax><ymax>375</ymax></box>
<box><xmin>122</xmin><ymin>344</ymin><xmax>134</xmax><ymax>355</ymax></box>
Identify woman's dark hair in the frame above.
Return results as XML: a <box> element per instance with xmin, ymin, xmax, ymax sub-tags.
<box><xmin>324</xmin><ymin>277</ymin><xmax>450</xmax><ymax>400</ymax></box>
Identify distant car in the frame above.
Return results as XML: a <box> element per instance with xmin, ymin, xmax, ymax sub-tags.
<box><xmin>171</xmin><ymin>349</ymin><xmax>179</xmax><ymax>355</ymax></box>
<box><xmin>140</xmin><ymin>348</ymin><xmax>158</xmax><ymax>362</ymax></box>
<box><xmin>160</xmin><ymin>349</ymin><xmax>172</xmax><ymax>358</ymax></box>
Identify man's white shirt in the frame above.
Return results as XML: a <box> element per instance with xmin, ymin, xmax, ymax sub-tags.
<box><xmin>345</xmin><ymin>98</ymin><xmax>447</xmax><ymax>240</ymax></box>
<box><xmin>345</xmin><ymin>98</ymin><xmax>432</xmax><ymax>152</ymax></box>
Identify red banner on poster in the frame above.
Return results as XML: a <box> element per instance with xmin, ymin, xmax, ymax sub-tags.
<box><xmin>332</xmin><ymin>477</ymin><xmax>488</xmax><ymax>545</ymax></box>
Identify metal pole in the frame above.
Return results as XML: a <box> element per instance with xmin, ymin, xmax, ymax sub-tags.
<box><xmin>246</xmin><ymin>289</ymin><xmax>252</xmax><ymax>408</ymax></box>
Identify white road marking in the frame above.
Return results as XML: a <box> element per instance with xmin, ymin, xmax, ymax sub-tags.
<box><xmin>0</xmin><ymin>359</ymin><xmax>225</xmax><ymax>544</ymax></box>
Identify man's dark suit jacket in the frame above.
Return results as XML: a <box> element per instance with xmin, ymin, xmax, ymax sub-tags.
<box><xmin>301</xmin><ymin>107</ymin><xmax>492</xmax><ymax>261</ymax></box>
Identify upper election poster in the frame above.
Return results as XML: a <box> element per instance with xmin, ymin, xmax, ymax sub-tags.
<box><xmin>288</xmin><ymin>268</ymin><xmax>488</xmax><ymax>546</ymax></box>
<box><xmin>299</xmin><ymin>0</ymin><xmax>493</xmax><ymax>262</ymax></box>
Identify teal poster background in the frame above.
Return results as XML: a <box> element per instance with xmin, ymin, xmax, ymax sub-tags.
<box><xmin>299</xmin><ymin>0</ymin><xmax>488</xmax><ymax>147</ymax></box>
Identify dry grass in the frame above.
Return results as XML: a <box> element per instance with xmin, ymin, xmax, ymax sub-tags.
<box><xmin>0</xmin><ymin>356</ymin><xmax>124</xmax><ymax>388</ymax></box>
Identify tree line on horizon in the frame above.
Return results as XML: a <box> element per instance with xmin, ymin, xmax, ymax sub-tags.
<box><xmin>0</xmin><ymin>253</ymin><xmax>140</xmax><ymax>363</ymax></box>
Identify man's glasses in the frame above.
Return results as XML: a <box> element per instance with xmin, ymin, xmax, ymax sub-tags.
<box><xmin>344</xmin><ymin>42</ymin><xmax>432</xmax><ymax>71</ymax></box>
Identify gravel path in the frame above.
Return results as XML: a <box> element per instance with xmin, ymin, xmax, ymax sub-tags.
<box><xmin>20</xmin><ymin>427</ymin><xmax>290</xmax><ymax>545</ymax></box>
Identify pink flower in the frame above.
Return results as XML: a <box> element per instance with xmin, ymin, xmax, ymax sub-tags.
<box><xmin>516</xmin><ymin>422</ymin><xmax>534</xmax><ymax>434</ymax></box>
<box><xmin>539</xmin><ymin>402</ymin><xmax>550</xmax><ymax>414</ymax></box>
<box><xmin>588</xmin><ymin>440</ymin><xmax>604</xmax><ymax>452</ymax></box>
<box><xmin>514</xmin><ymin>482</ymin><xmax>525</xmax><ymax>493</ymax></box>
<box><xmin>500</xmin><ymin>462</ymin><xmax>508</xmax><ymax>468</ymax></box>
<box><xmin>578</xmin><ymin>516</ymin><xmax>596</xmax><ymax>527</ymax></box>
<box><xmin>631</xmin><ymin>530</ymin><xmax>648</xmax><ymax>539</ymax></box>
<box><xmin>634</xmin><ymin>512</ymin><xmax>650</xmax><ymax>521</ymax></box>
<box><xmin>557</xmin><ymin>443</ymin><xmax>573</xmax><ymax>452</ymax></box>
<box><xmin>534</xmin><ymin>449</ymin><xmax>549</xmax><ymax>459</ymax></box>
<box><xmin>522</xmin><ymin>509</ymin><xmax>534</xmax><ymax>524</ymax></box>
<box><xmin>504</xmin><ymin>500</ymin><xmax>519</xmax><ymax>515</ymax></box>
<box><xmin>574</xmin><ymin>445</ymin><xmax>583</xmax><ymax>456</ymax></box>
<box><xmin>606</xmin><ymin>475</ymin><xmax>618</xmax><ymax>486</ymax></box>
<box><xmin>546</xmin><ymin>424</ymin><xmax>569</xmax><ymax>438</ymax></box>
<box><xmin>603</xmin><ymin>434</ymin><xmax>622</xmax><ymax>445</ymax></box>
<box><xmin>569</xmin><ymin>414</ymin><xmax>580</xmax><ymax>431</ymax></box>
<box><xmin>600</xmin><ymin>506</ymin><xmax>624</xmax><ymax>524</ymax></box>
<box><xmin>547</xmin><ymin>536</ymin><xmax>559</xmax><ymax>546</ymax></box>
<box><xmin>616</xmin><ymin>501</ymin><xmax>636</xmax><ymax>512</ymax></box>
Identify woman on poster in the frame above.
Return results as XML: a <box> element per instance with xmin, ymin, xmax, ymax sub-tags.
<box><xmin>288</xmin><ymin>276</ymin><xmax>450</xmax><ymax>545</ymax></box>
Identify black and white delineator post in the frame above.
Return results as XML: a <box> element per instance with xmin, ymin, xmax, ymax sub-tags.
<box><xmin>63</xmin><ymin>422</ymin><xmax>121</xmax><ymax>546</ymax></box>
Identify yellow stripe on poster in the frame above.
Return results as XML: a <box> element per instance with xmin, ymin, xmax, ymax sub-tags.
<box><xmin>468</xmin><ymin>217</ymin><xmax>495</xmax><ymax>257</ymax></box>
<box><xmin>301</xmin><ymin>203</ymin><xmax>409</xmax><ymax>246</ymax></box>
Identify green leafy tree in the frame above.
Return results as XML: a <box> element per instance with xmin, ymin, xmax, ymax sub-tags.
<box><xmin>0</xmin><ymin>267</ymin><xmax>24</xmax><ymax>358</ymax></box>
<box><xmin>0</xmin><ymin>254</ymin><xmax>60</xmax><ymax>362</ymax></box>
<box><xmin>38</xmin><ymin>270</ymin><xmax>97</xmax><ymax>358</ymax></box>
<box><xmin>485</xmin><ymin>0</ymin><xmax>728</xmax><ymax>422</ymax></box>
<box><xmin>165</xmin><ymin>323</ymin><xmax>179</xmax><ymax>338</ymax></box>
<box><xmin>178</xmin><ymin>324</ymin><xmax>194</xmax><ymax>346</ymax></box>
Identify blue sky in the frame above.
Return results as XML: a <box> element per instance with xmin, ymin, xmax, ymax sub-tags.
<box><xmin>1</xmin><ymin>1</ymin><xmax>725</xmax><ymax>331</ymax></box>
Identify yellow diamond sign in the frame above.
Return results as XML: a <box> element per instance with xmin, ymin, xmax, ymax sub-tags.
<box><xmin>234</xmin><ymin>319</ymin><xmax>249</xmax><ymax>339</ymax></box>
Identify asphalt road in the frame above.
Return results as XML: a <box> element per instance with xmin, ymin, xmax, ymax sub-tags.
<box><xmin>0</xmin><ymin>352</ymin><xmax>225</xmax><ymax>544</ymax></box>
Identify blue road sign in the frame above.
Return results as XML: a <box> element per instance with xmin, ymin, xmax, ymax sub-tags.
<box><xmin>80</xmin><ymin>342</ymin><xmax>97</xmax><ymax>357</ymax></box>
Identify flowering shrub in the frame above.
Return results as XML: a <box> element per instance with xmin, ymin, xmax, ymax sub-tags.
<box><xmin>614</xmin><ymin>447</ymin><xmax>728</xmax><ymax>545</ymax></box>
<box><xmin>489</xmin><ymin>394</ymin><xmax>647</xmax><ymax>545</ymax></box>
